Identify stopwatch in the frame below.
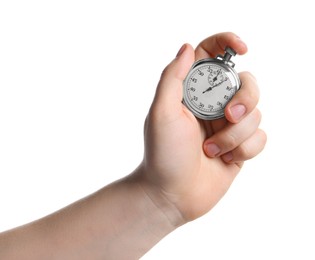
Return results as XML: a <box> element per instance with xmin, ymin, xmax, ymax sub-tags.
<box><xmin>183</xmin><ymin>46</ymin><xmax>241</xmax><ymax>120</ymax></box>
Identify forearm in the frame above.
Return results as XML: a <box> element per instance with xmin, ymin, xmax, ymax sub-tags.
<box><xmin>0</xmin><ymin>166</ymin><xmax>182</xmax><ymax>260</ymax></box>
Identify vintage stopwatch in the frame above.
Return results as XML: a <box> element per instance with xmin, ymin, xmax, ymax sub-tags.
<box><xmin>183</xmin><ymin>46</ymin><xmax>241</xmax><ymax>120</ymax></box>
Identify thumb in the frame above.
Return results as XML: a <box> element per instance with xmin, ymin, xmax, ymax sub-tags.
<box><xmin>152</xmin><ymin>44</ymin><xmax>195</xmax><ymax>115</ymax></box>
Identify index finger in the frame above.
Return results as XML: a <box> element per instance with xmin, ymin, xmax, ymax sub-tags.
<box><xmin>195</xmin><ymin>32</ymin><xmax>248</xmax><ymax>60</ymax></box>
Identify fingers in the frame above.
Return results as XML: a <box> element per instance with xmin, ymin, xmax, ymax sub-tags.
<box><xmin>152</xmin><ymin>32</ymin><xmax>249</xmax><ymax>121</ymax></box>
<box><xmin>179</xmin><ymin>34</ymin><xmax>263</xmax><ymax>164</ymax></box>
<box><xmin>204</xmin><ymin>108</ymin><xmax>263</xmax><ymax>158</ymax></box>
<box><xmin>195</xmin><ymin>33</ymin><xmax>257</xmax><ymax>124</ymax></box>
<box><xmin>221</xmin><ymin>129</ymin><xmax>267</xmax><ymax>163</ymax></box>
<box><xmin>225</xmin><ymin>71</ymin><xmax>260</xmax><ymax>123</ymax></box>
<box><xmin>150</xmin><ymin>43</ymin><xmax>195</xmax><ymax>120</ymax></box>
<box><xmin>195</xmin><ymin>32</ymin><xmax>248</xmax><ymax>60</ymax></box>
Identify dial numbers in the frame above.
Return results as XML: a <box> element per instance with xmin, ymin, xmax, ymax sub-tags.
<box><xmin>186</xmin><ymin>64</ymin><xmax>235</xmax><ymax>113</ymax></box>
<box><xmin>183</xmin><ymin>47</ymin><xmax>240</xmax><ymax>120</ymax></box>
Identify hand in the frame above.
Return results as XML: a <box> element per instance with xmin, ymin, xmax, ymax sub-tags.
<box><xmin>0</xmin><ymin>32</ymin><xmax>267</xmax><ymax>260</ymax></box>
<box><xmin>138</xmin><ymin>32</ymin><xmax>267</xmax><ymax>224</ymax></box>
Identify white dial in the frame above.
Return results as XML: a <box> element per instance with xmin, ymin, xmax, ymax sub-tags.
<box><xmin>182</xmin><ymin>47</ymin><xmax>240</xmax><ymax>120</ymax></box>
<box><xmin>186</xmin><ymin>64</ymin><xmax>235</xmax><ymax>112</ymax></box>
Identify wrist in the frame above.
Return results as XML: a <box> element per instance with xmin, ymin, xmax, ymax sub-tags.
<box><xmin>130</xmin><ymin>164</ymin><xmax>187</xmax><ymax>229</ymax></box>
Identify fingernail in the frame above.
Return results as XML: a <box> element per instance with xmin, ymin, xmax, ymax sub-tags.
<box><xmin>230</xmin><ymin>104</ymin><xmax>246</xmax><ymax>121</ymax></box>
<box><xmin>222</xmin><ymin>152</ymin><xmax>233</xmax><ymax>163</ymax></box>
<box><xmin>205</xmin><ymin>143</ymin><xmax>221</xmax><ymax>157</ymax></box>
<box><xmin>176</xmin><ymin>44</ymin><xmax>186</xmax><ymax>58</ymax></box>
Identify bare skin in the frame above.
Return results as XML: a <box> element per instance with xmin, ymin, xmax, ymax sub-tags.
<box><xmin>0</xmin><ymin>32</ymin><xmax>266</xmax><ymax>260</ymax></box>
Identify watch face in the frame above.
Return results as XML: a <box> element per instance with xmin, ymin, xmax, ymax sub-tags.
<box><xmin>183</xmin><ymin>60</ymin><xmax>240</xmax><ymax>120</ymax></box>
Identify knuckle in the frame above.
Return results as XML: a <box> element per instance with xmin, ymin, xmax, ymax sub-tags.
<box><xmin>238</xmin><ymin>143</ymin><xmax>252</xmax><ymax>159</ymax></box>
<box><xmin>258</xmin><ymin>129</ymin><xmax>268</xmax><ymax>147</ymax></box>
<box><xmin>225</xmin><ymin>131</ymin><xmax>238</xmax><ymax>149</ymax></box>
<box><xmin>237</xmin><ymin>129</ymin><xmax>267</xmax><ymax>160</ymax></box>
<box><xmin>240</xmin><ymin>71</ymin><xmax>257</xmax><ymax>83</ymax></box>
<box><xmin>248</xmin><ymin>85</ymin><xmax>260</xmax><ymax>102</ymax></box>
<box><xmin>160</xmin><ymin>64</ymin><xmax>171</xmax><ymax>80</ymax></box>
<box><xmin>251</xmin><ymin>108</ymin><xmax>262</xmax><ymax>124</ymax></box>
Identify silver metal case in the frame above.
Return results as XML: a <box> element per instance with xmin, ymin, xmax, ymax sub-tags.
<box><xmin>183</xmin><ymin>47</ymin><xmax>241</xmax><ymax>120</ymax></box>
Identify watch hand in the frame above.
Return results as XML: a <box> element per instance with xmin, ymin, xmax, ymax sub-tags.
<box><xmin>202</xmin><ymin>80</ymin><xmax>225</xmax><ymax>94</ymax></box>
<box><xmin>212</xmin><ymin>69</ymin><xmax>222</xmax><ymax>82</ymax></box>
<box><xmin>202</xmin><ymin>86</ymin><xmax>213</xmax><ymax>93</ymax></box>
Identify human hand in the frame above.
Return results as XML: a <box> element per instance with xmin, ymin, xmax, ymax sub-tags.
<box><xmin>138</xmin><ymin>32</ymin><xmax>267</xmax><ymax>224</ymax></box>
<box><xmin>0</xmin><ymin>32</ymin><xmax>267</xmax><ymax>260</ymax></box>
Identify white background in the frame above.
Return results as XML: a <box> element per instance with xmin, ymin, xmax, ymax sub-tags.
<box><xmin>0</xmin><ymin>1</ymin><xmax>314</xmax><ymax>259</ymax></box>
